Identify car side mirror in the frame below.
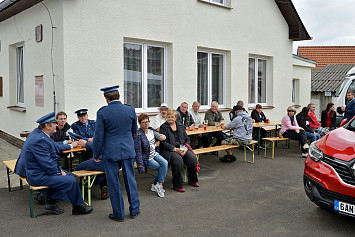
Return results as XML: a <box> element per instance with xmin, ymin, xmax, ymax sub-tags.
<box><xmin>340</xmin><ymin>119</ymin><xmax>347</xmax><ymax>127</ymax></box>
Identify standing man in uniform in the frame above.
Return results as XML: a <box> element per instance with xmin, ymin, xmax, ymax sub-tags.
<box><xmin>93</xmin><ymin>85</ymin><xmax>140</xmax><ymax>222</ymax></box>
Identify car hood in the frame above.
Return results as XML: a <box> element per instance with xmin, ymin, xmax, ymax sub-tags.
<box><xmin>316</xmin><ymin>127</ymin><xmax>355</xmax><ymax>161</ymax></box>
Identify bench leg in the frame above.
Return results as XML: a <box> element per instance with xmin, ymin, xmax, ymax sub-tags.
<box><xmin>244</xmin><ymin>145</ymin><xmax>255</xmax><ymax>164</ymax></box>
<box><xmin>6</xmin><ymin>167</ymin><xmax>11</xmax><ymax>192</ymax></box>
<box><xmin>29</xmin><ymin>189</ymin><xmax>34</xmax><ymax>218</ymax></box>
<box><xmin>81</xmin><ymin>178</ymin><xmax>85</xmax><ymax>204</ymax></box>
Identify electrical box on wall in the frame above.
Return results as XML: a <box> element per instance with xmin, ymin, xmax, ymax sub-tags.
<box><xmin>35</xmin><ymin>24</ymin><xmax>43</xmax><ymax>42</ymax></box>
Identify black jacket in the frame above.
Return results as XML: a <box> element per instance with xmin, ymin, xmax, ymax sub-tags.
<box><xmin>251</xmin><ymin>110</ymin><xmax>267</xmax><ymax>122</ymax></box>
<box><xmin>159</xmin><ymin>121</ymin><xmax>190</xmax><ymax>162</ymax></box>
<box><xmin>51</xmin><ymin>123</ymin><xmax>71</xmax><ymax>142</ymax></box>
<box><xmin>296</xmin><ymin>115</ymin><xmax>314</xmax><ymax>133</ymax></box>
<box><xmin>321</xmin><ymin>110</ymin><xmax>336</xmax><ymax>128</ymax></box>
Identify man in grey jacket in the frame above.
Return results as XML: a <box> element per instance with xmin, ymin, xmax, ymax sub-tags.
<box><xmin>220</xmin><ymin>105</ymin><xmax>253</xmax><ymax>162</ymax></box>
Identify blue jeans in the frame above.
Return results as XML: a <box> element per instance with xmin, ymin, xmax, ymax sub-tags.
<box><xmin>147</xmin><ymin>154</ymin><xmax>168</xmax><ymax>184</ymax></box>
<box><xmin>305</xmin><ymin>131</ymin><xmax>321</xmax><ymax>143</ymax></box>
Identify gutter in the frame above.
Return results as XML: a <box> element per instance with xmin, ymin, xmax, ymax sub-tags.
<box><xmin>0</xmin><ymin>0</ymin><xmax>19</xmax><ymax>11</ymax></box>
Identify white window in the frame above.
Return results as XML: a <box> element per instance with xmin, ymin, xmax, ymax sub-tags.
<box><xmin>16</xmin><ymin>46</ymin><xmax>25</xmax><ymax>106</ymax></box>
<box><xmin>201</xmin><ymin>0</ymin><xmax>226</xmax><ymax>6</ymax></box>
<box><xmin>292</xmin><ymin>79</ymin><xmax>296</xmax><ymax>105</ymax></box>
<box><xmin>248</xmin><ymin>57</ymin><xmax>268</xmax><ymax>106</ymax></box>
<box><xmin>197</xmin><ymin>51</ymin><xmax>225</xmax><ymax>107</ymax></box>
<box><xmin>124</xmin><ymin>42</ymin><xmax>166</xmax><ymax>111</ymax></box>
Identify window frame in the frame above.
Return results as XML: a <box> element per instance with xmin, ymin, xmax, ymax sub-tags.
<box><xmin>201</xmin><ymin>0</ymin><xmax>226</xmax><ymax>6</ymax></box>
<box><xmin>197</xmin><ymin>49</ymin><xmax>226</xmax><ymax>109</ymax></box>
<box><xmin>124</xmin><ymin>41</ymin><xmax>167</xmax><ymax>113</ymax></box>
<box><xmin>16</xmin><ymin>45</ymin><xmax>25</xmax><ymax>107</ymax></box>
<box><xmin>292</xmin><ymin>79</ymin><xmax>296</xmax><ymax>105</ymax></box>
<box><xmin>248</xmin><ymin>56</ymin><xmax>268</xmax><ymax>107</ymax></box>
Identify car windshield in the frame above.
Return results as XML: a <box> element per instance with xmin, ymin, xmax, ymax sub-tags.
<box><xmin>347</xmin><ymin>118</ymin><xmax>355</xmax><ymax>132</ymax></box>
<box><xmin>335</xmin><ymin>78</ymin><xmax>349</xmax><ymax>97</ymax></box>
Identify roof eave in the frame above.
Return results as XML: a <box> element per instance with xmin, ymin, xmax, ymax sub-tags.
<box><xmin>275</xmin><ymin>0</ymin><xmax>312</xmax><ymax>41</ymax></box>
<box><xmin>0</xmin><ymin>0</ymin><xmax>42</xmax><ymax>23</ymax></box>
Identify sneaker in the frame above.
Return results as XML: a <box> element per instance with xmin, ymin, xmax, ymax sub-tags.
<box><xmin>157</xmin><ymin>185</ymin><xmax>165</xmax><ymax>198</ymax></box>
<box><xmin>101</xmin><ymin>185</ymin><xmax>109</xmax><ymax>200</ymax></box>
<box><xmin>219</xmin><ymin>155</ymin><xmax>230</xmax><ymax>162</ymax></box>
<box><xmin>302</xmin><ymin>153</ymin><xmax>308</xmax><ymax>158</ymax></box>
<box><xmin>45</xmin><ymin>203</ymin><xmax>64</xmax><ymax>215</ymax></box>
<box><xmin>151</xmin><ymin>183</ymin><xmax>166</xmax><ymax>193</ymax></box>
<box><xmin>303</xmin><ymin>144</ymin><xmax>310</xmax><ymax>150</ymax></box>
<box><xmin>72</xmin><ymin>204</ymin><xmax>93</xmax><ymax>215</ymax></box>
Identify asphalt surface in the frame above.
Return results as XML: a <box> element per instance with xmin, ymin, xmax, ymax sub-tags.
<box><xmin>0</xmin><ymin>138</ymin><xmax>354</xmax><ymax>237</ymax></box>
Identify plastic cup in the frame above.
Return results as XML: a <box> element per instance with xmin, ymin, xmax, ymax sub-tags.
<box><xmin>279</xmin><ymin>134</ymin><xmax>282</xmax><ymax>138</ymax></box>
<box><xmin>266</xmin><ymin>119</ymin><xmax>270</xmax><ymax>123</ymax></box>
<box><xmin>180</xmin><ymin>144</ymin><xmax>186</xmax><ymax>151</ymax></box>
<box><xmin>204</xmin><ymin>125</ymin><xmax>207</xmax><ymax>131</ymax></box>
<box><xmin>194</xmin><ymin>123</ymin><xmax>199</xmax><ymax>129</ymax></box>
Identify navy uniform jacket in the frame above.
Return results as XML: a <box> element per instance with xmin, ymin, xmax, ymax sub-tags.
<box><xmin>71</xmin><ymin>119</ymin><xmax>96</xmax><ymax>141</ymax></box>
<box><xmin>93</xmin><ymin>101</ymin><xmax>137</xmax><ymax>160</ymax></box>
<box><xmin>15</xmin><ymin>128</ymin><xmax>70</xmax><ymax>177</ymax></box>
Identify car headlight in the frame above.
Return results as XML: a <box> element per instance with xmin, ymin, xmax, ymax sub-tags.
<box><xmin>308</xmin><ymin>142</ymin><xmax>323</xmax><ymax>162</ymax></box>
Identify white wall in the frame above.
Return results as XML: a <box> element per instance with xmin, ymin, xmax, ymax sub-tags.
<box><xmin>0</xmin><ymin>0</ymin><xmax>63</xmax><ymax>139</ymax></box>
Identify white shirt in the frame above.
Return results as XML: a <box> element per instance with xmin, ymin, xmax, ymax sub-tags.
<box><xmin>189</xmin><ymin>109</ymin><xmax>202</xmax><ymax>125</ymax></box>
<box><xmin>154</xmin><ymin>114</ymin><xmax>166</xmax><ymax>129</ymax></box>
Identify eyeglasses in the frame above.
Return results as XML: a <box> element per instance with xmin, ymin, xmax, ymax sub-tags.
<box><xmin>288</xmin><ymin>110</ymin><xmax>295</xmax><ymax>113</ymax></box>
<box><xmin>140</xmin><ymin>121</ymin><xmax>150</xmax><ymax>124</ymax></box>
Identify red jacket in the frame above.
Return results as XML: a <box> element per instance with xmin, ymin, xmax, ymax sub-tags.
<box><xmin>309</xmin><ymin>111</ymin><xmax>320</xmax><ymax>130</ymax></box>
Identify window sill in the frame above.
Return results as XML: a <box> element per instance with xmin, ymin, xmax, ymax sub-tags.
<box><xmin>293</xmin><ymin>105</ymin><xmax>301</xmax><ymax>108</ymax></box>
<box><xmin>7</xmin><ymin>105</ymin><xmax>26</xmax><ymax>112</ymax></box>
<box><xmin>137</xmin><ymin>108</ymin><xmax>232</xmax><ymax>116</ymax></box>
<box><xmin>197</xmin><ymin>0</ymin><xmax>233</xmax><ymax>9</ymax></box>
<box><xmin>248</xmin><ymin>106</ymin><xmax>275</xmax><ymax>110</ymax></box>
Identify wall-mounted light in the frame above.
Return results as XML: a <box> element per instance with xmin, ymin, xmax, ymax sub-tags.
<box><xmin>35</xmin><ymin>24</ymin><xmax>43</xmax><ymax>42</ymax></box>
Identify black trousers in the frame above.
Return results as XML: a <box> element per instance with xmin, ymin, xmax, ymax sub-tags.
<box><xmin>282</xmin><ymin>130</ymin><xmax>308</xmax><ymax>152</ymax></box>
<box><xmin>208</xmin><ymin>131</ymin><xmax>226</xmax><ymax>146</ymax></box>
<box><xmin>170</xmin><ymin>150</ymin><xmax>198</xmax><ymax>188</ymax></box>
<box><xmin>253</xmin><ymin>128</ymin><xmax>267</xmax><ymax>145</ymax></box>
<box><xmin>190</xmin><ymin>134</ymin><xmax>210</xmax><ymax>149</ymax></box>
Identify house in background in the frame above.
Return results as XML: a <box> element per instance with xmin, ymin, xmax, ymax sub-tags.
<box><xmin>0</xmin><ymin>0</ymin><xmax>313</xmax><ymax>139</ymax></box>
<box><xmin>298</xmin><ymin>46</ymin><xmax>355</xmax><ymax>117</ymax></box>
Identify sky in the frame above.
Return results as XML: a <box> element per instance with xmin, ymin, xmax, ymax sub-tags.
<box><xmin>292</xmin><ymin>0</ymin><xmax>355</xmax><ymax>54</ymax></box>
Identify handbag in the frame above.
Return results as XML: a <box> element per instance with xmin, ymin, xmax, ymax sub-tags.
<box><xmin>185</xmin><ymin>143</ymin><xmax>201</xmax><ymax>173</ymax></box>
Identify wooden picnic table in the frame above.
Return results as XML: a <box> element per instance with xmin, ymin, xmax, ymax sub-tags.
<box><xmin>185</xmin><ymin>125</ymin><xmax>225</xmax><ymax>136</ymax></box>
<box><xmin>62</xmin><ymin>147</ymin><xmax>86</xmax><ymax>171</ymax></box>
<box><xmin>253</xmin><ymin>121</ymin><xmax>281</xmax><ymax>155</ymax></box>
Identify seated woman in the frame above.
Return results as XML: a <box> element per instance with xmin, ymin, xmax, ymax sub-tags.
<box><xmin>134</xmin><ymin>113</ymin><xmax>168</xmax><ymax>198</ymax></box>
<box><xmin>251</xmin><ymin>104</ymin><xmax>268</xmax><ymax>148</ymax></box>
<box><xmin>321</xmin><ymin>103</ymin><xmax>336</xmax><ymax>131</ymax></box>
<box><xmin>281</xmin><ymin>106</ymin><xmax>309</xmax><ymax>158</ymax></box>
<box><xmin>296</xmin><ymin>107</ymin><xmax>321</xmax><ymax>143</ymax></box>
<box><xmin>159</xmin><ymin>110</ymin><xmax>199</xmax><ymax>192</ymax></box>
<box><xmin>75</xmin><ymin>140</ymin><xmax>108</xmax><ymax>200</ymax></box>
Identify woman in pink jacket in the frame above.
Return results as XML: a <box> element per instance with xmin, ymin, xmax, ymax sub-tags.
<box><xmin>281</xmin><ymin>106</ymin><xmax>309</xmax><ymax>157</ymax></box>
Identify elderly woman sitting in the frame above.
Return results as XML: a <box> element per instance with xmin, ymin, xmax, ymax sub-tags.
<box><xmin>281</xmin><ymin>106</ymin><xmax>309</xmax><ymax>157</ymax></box>
<box><xmin>159</xmin><ymin>110</ymin><xmax>199</xmax><ymax>192</ymax></box>
<box><xmin>134</xmin><ymin>114</ymin><xmax>168</xmax><ymax>198</ymax></box>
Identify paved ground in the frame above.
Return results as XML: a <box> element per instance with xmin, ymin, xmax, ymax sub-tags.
<box><xmin>0</xmin><ymin>138</ymin><xmax>354</xmax><ymax>237</ymax></box>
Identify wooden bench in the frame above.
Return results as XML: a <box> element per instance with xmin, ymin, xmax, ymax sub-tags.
<box><xmin>2</xmin><ymin>159</ymin><xmax>49</xmax><ymax>218</ymax></box>
<box><xmin>194</xmin><ymin>140</ymin><xmax>258</xmax><ymax>164</ymax></box>
<box><xmin>262</xmin><ymin>137</ymin><xmax>290</xmax><ymax>159</ymax></box>
<box><xmin>71</xmin><ymin>170</ymin><xmax>105</xmax><ymax>206</ymax></box>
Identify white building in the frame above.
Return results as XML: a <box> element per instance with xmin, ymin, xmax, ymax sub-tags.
<box><xmin>0</xmin><ymin>0</ymin><xmax>314</xmax><ymax>139</ymax></box>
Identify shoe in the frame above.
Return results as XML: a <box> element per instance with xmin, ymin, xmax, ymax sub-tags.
<box><xmin>302</xmin><ymin>153</ymin><xmax>308</xmax><ymax>158</ymax></box>
<box><xmin>151</xmin><ymin>183</ymin><xmax>165</xmax><ymax>193</ymax></box>
<box><xmin>35</xmin><ymin>193</ymin><xmax>46</xmax><ymax>205</ymax></box>
<box><xmin>109</xmin><ymin>214</ymin><xmax>124</xmax><ymax>222</ymax></box>
<box><xmin>219</xmin><ymin>155</ymin><xmax>230</xmax><ymax>162</ymax></box>
<box><xmin>303</xmin><ymin>144</ymin><xmax>310</xmax><ymax>150</ymax></box>
<box><xmin>157</xmin><ymin>185</ymin><xmax>165</xmax><ymax>198</ymax></box>
<box><xmin>130</xmin><ymin>209</ymin><xmax>140</xmax><ymax>219</ymax></box>
<box><xmin>173</xmin><ymin>187</ymin><xmax>186</xmax><ymax>192</ymax></box>
<box><xmin>229</xmin><ymin>155</ymin><xmax>236</xmax><ymax>162</ymax></box>
<box><xmin>44</xmin><ymin>203</ymin><xmax>64</xmax><ymax>215</ymax></box>
<box><xmin>72</xmin><ymin>204</ymin><xmax>93</xmax><ymax>215</ymax></box>
<box><xmin>188</xmin><ymin>182</ymin><xmax>199</xmax><ymax>187</ymax></box>
<box><xmin>258</xmin><ymin>145</ymin><xmax>266</xmax><ymax>150</ymax></box>
<box><xmin>101</xmin><ymin>185</ymin><xmax>109</xmax><ymax>200</ymax></box>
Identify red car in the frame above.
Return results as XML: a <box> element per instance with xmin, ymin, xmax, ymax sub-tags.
<box><xmin>304</xmin><ymin>117</ymin><xmax>355</xmax><ymax>217</ymax></box>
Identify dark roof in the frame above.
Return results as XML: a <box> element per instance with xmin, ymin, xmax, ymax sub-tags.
<box><xmin>275</xmin><ymin>0</ymin><xmax>312</xmax><ymax>41</ymax></box>
<box><xmin>312</xmin><ymin>64</ymin><xmax>355</xmax><ymax>92</ymax></box>
<box><xmin>0</xmin><ymin>0</ymin><xmax>311</xmax><ymax>42</ymax></box>
<box><xmin>298</xmin><ymin>46</ymin><xmax>355</xmax><ymax>69</ymax></box>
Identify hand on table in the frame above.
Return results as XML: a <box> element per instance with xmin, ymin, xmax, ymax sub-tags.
<box><xmin>61</xmin><ymin>170</ymin><xmax>66</xmax><ymax>176</ymax></box>
<box><xmin>221</xmin><ymin>125</ymin><xmax>227</xmax><ymax>130</ymax></box>
<box><xmin>88</xmin><ymin>138</ymin><xmax>94</xmax><ymax>142</ymax></box>
<box><xmin>78</xmin><ymin>139</ymin><xmax>87</xmax><ymax>148</ymax></box>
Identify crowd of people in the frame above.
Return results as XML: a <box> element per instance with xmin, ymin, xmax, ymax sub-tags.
<box><xmin>13</xmin><ymin>86</ymin><xmax>355</xmax><ymax>221</ymax></box>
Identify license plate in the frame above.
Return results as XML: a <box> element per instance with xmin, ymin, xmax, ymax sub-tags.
<box><xmin>334</xmin><ymin>200</ymin><xmax>355</xmax><ymax>216</ymax></box>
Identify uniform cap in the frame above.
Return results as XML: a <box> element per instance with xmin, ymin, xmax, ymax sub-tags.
<box><xmin>75</xmin><ymin>109</ymin><xmax>88</xmax><ymax>115</ymax></box>
<box><xmin>36</xmin><ymin>112</ymin><xmax>56</xmax><ymax>124</ymax></box>
<box><xmin>100</xmin><ymin>85</ymin><xmax>119</xmax><ymax>93</ymax></box>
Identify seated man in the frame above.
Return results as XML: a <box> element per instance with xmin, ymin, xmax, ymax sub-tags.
<box><xmin>71</xmin><ymin>109</ymin><xmax>96</xmax><ymax>142</ymax></box>
<box><xmin>51</xmin><ymin>111</ymin><xmax>75</xmax><ymax>170</ymax></box>
<box><xmin>176</xmin><ymin>102</ymin><xmax>194</xmax><ymax>130</ymax></box>
<box><xmin>204</xmin><ymin>101</ymin><xmax>226</xmax><ymax>146</ymax></box>
<box><xmin>76</xmin><ymin>139</ymin><xmax>108</xmax><ymax>200</ymax></box>
<box><xmin>153</xmin><ymin>103</ymin><xmax>169</xmax><ymax>131</ymax></box>
<box><xmin>220</xmin><ymin>105</ymin><xmax>253</xmax><ymax>162</ymax></box>
<box><xmin>189</xmin><ymin>101</ymin><xmax>209</xmax><ymax>149</ymax></box>
<box><xmin>308</xmin><ymin>103</ymin><xmax>329</xmax><ymax>136</ymax></box>
<box><xmin>15</xmin><ymin>112</ymin><xmax>92</xmax><ymax>215</ymax></box>
<box><xmin>229</xmin><ymin>100</ymin><xmax>247</xmax><ymax>121</ymax></box>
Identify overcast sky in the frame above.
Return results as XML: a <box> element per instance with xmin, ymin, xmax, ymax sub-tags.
<box><xmin>292</xmin><ymin>0</ymin><xmax>355</xmax><ymax>54</ymax></box>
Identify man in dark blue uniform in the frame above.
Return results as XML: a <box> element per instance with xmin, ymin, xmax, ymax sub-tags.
<box><xmin>93</xmin><ymin>85</ymin><xmax>140</xmax><ymax>222</ymax></box>
<box><xmin>71</xmin><ymin>109</ymin><xmax>96</xmax><ymax>142</ymax></box>
<box><xmin>15</xmin><ymin>112</ymin><xmax>93</xmax><ymax>215</ymax></box>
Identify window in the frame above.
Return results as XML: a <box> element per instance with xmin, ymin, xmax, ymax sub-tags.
<box><xmin>201</xmin><ymin>0</ymin><xmax>226</xmax><ymax>6</ymax></box>
<box><xmin>248</xmin><ymin>57</ymin><xmax>268</xmax><ymax>105</ymax></box>
<box><xmin>124</xmin><ymin>42</ymin><xmax>166</xmax><ymax>111</ymax></box>
<box><xmin>292</xmin><ymin>79</ymin><xmax>297</xmax><ymax>105</ymax></box>
<box><xmin>197</xmin><ymin>51</ymin><xmax>225</xmax><ymax>107</ymax></box>
<box><xmin>16</xmin><ymin>46</ymin><xmax>25</xmax><ymax>106</ymax></box>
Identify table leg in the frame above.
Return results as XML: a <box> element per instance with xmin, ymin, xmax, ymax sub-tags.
<box><xmin>272</xmin><ymin>142</ymin><xmax>275</xmax><ymax>159</ymax></box>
